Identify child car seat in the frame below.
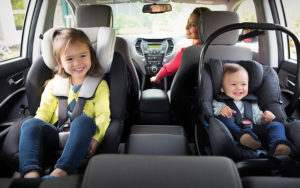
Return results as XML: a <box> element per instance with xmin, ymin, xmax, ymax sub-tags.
<box><xmin>1</xmin><ymin>27</ymin><xmax>128</xmax><ymax>172</ymax></box>
<box><xmin>196</xmin><ymin>22</ymin><xmax>300</xmax><ymax>176</ymax></box>
<box><xmin>199</xmin><ymin>59</ymin><xmax>287</xmax><ymax>159</ymax></box>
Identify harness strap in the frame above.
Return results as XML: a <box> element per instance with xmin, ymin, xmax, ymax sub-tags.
<box><xmin>57</xmin><ymin>97</ymin><xmax>87</xmax><ymax>130</ymax></box>
<box><xmin>70</xmin><ymin>98</ymin><xmax>87</xmax><ymax>121</ymax></box>
<box><xmin>224</xmin><ymin>100</ymin><xmax>253</xmax><ymax>125</ymax></box>
<box><xmin>54</xmin><ymin>75</ymin><xmax>103</xmax><ymax>128</ymax></box>
<box><xmin>58</xmin><ymin>97</ymin><xmax>68</xmax><ymax>127</ymax></box>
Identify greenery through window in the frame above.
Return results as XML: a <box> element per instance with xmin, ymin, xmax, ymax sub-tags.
<box><xmin>282</xmin><ymin>0</ymin><xmax>300</xmax><ymax>60</ymax></box>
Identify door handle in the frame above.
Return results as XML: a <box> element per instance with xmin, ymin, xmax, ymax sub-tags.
<box><xmin>8</xmin><ymin>77</ymin><xmax>24</xmax><ymax>86</ymax></box>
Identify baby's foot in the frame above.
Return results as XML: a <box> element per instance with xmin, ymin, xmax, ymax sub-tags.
<box><xmin>273</xmin><ymin>144</ymin><xmax>291</xmax><ymax>156</ymax></box>
<box><xmin>240</xmin><ymin>133</ymin><xmax>261</xmax><ymax>150</ymax></box>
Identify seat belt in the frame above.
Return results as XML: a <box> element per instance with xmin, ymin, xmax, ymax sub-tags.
<box><xmin>224</xmin><ymin>99</ymin><xmax>254</xmax><ymax>129</ymax></box>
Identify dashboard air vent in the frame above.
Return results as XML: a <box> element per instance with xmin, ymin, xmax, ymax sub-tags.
<box><xmin>166</xmin><ymin>39</ymin><xmax>174</xmax><ymax>55</ymax></box>
<box><xmin>135</xmin><ymin>39</ymin><xmax>143</xmax><ymax>55</ymax></box>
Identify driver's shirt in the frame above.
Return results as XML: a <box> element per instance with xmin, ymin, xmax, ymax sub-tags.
<box><xmin>156</xmin><ymin>42</ymin><xmax>201</xmax><ymax>80</ymax></box>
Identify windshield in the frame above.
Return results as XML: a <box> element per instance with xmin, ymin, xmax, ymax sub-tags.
<box><xmin>109</xmin><ymin>3</ymin><xmax>226</xmax><ymax>35</ymax></box>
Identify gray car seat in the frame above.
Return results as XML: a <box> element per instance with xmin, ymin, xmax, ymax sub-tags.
<box><xmin>1</xmin><ymin>27</ymin><xmax>127</xmax><ymax>172</ymax></box>
<box><xmin>196</xmin><ymin>21</ymin><xmax>300</xmax><ymax>176</ymax></box>
<box><xmin>0</xmin><ymin>154</ymin><xmax>243</xmax><ymax>188</ymax></box>
<box><xmin>38</xmin><ymin>154</ymin><xmax>242</xmax><ymax>188</ymax></box>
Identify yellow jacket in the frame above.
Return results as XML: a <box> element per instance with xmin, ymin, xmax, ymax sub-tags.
<box><xmin>35</xmin><ymin>78</ymin><xmax>111</xmax><ymax>143</ymax></box>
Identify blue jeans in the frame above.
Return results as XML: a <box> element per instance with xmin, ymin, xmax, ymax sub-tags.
<box><xmin>217</xmin><ymin>115</ymin><xmax>292</xmax><ymax>155</ymax></box>
<box><xmin>19</xmin><ymin>115</ymin><xmax>96</xmax><ymax>176</ymax></box>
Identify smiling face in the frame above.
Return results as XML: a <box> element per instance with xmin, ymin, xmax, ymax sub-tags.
<box><xmin>221</xmin><ymin>68</ymin><xmax>249</xmax><ymax>101</ymax></box>
<box><xmin>185</xmin><ymin>13</ymin><xmax>200</xmax><ymax>44</ymax></box>
<box><xmin>59</xmin><ymin>41</ymin><xmax>91</xmax><ymax>85</ymax></box>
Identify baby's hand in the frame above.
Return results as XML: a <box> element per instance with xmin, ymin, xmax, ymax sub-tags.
<box><xmin>261</xmin><ymin>110</ymin><xmax>275</xmax><ymax>124</ymax></box>
<box><xmin>220</xmin><ymin>106</ymin><xmax>236</xmax><ymax>118</ymax></box>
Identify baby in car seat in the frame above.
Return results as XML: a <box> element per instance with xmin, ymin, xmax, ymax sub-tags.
<box><xmin>213</xmin><ymin>63</ymin><xmax>293</xmax><ymax>156</ymax></box>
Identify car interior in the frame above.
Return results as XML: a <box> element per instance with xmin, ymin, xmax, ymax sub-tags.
<box><xmin>0</xmin><ymin>0</ymin><xmax>300</xmax><ymax>187</ymax></box>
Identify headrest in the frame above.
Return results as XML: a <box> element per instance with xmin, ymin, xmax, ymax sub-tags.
<box><xmin>199</xmin><ymin>11</ymin><xmax>239</xmax><ymax>45</ymax></box>
<box><xmin>82</xmin><ymin>154</ymin><xmax>243</xmax><ymax>188</ymax></box>
<box><xmin>208</xmin><ymin>59</ymin><xmax>264</xmax><ymax>100</ymax></box>
<box><xmin>41</xmin><ymin>27</ymin><xmax>116</xmax><ymax>74</ymax></box>
<box><xmin>76</xmin><ymin>5</ymin><xmax>113</xmax><ymax>28</ymax></box>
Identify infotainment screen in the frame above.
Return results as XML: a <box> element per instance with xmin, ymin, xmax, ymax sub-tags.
<box><xmin>148</xmin><ymin>44</ymin><xmax>161</xmax><ymax>49</ymax></box>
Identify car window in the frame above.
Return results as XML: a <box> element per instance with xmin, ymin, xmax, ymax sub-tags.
<box><xmin>53</xmin><ymin>0</ymin><xmax>75</xmax><ymax>28</ymax></box>
<box><xmin>0</xmin><ymin>0</ymin><xmax>29</xmax><ymax>62</ymax></box>
<box><xmin>109</xmin><ymin>3</ymin><xmax>226</xmax><ymax>35</ymax></box>
<box><xmin>281</xmin><ymin>0</ymin><xmax>300</xmax><ymax>60</ymax></box>
<box><xmin>235</xmin><ymin>0</ymin><xmax>258</xmax><ymax>52</ymax></box>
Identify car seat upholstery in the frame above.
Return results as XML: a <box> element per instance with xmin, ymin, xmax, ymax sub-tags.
<box><xmin>76</xmin><ymin>4</ymin><xmax>113</xmax><ymax>28</ymax></box>
<box><xmin>242</xmin><ymin>176</ymin><xmax>300</xmax><ymax>188</ymax></box>
<box><xmin>76</xmin><ymin>4</ymin><xmax>140</xmax><ymax>125</ymax></box>
<box><xmin>198</xmin><ymin>58</ymin><xmax>297</xmax><ymax>160</ymax></box>
<box><xmin>169</xmin><ymin>11</ymin><xmax>252</xmax><ymax>136</ymax></box>
<box><xmin>1</xmin><ymin>27</ymin><xmax>127</xmax><ymax>171</ymax></box>
<box><xmin>0</xmin><ymin>154</ymin><xmax>242</xmax><ymax>188</ymax></box>
<box><xmin>80</xmin><ymin>154</ymin><xmax>242</xmax><ymax>188</ymax></box>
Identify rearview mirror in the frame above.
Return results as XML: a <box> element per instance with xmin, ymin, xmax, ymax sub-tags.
<box><xmin>142</xmin><ymin>3</ymin><xmax>172</xmax><ymax>14</ymax></box>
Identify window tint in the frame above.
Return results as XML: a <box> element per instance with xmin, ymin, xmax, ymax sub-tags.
<box><xmin>0</xmin><ymin>0</ymin><xmax>29</xmax><ymax>62</ymax></box>
<box><xmin>282</xmin><ymin>0</ymin><xmax>300</xmax><ymax>60</ymax></box>
<box><xmin>235</xmin><ymin>0</ymin><xmax>258</xmax><ymax>52</ymax></box>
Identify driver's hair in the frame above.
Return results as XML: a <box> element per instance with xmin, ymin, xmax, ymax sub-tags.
<box><xmin>191</xmin><ymin>7</ymin><xmax>211</xmax><ymax>17</ymax></box>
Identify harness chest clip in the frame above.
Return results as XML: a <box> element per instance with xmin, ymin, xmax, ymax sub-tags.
<box><xmin>240</xmin><ymin>119</ymin><xmax>253</xmax><ymax>129</ymax></box>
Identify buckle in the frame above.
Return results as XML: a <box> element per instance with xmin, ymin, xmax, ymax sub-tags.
<box><xmin>240</xmin><ymin>119</ymin><xmax>253</xmax><ymax>129</ymax></box>
<box><xmin>58</xmin><ymin>118</ymin><xmax>71</xmax><ymax>132</ymax></box>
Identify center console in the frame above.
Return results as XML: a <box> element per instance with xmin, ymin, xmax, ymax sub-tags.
<box><xmin>135</xmin><ymin>38</ymin><xmax>174</xmax><ymax>75</ymax></box>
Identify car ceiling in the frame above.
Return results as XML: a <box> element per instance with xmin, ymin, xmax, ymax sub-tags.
<box><xmin>79</xmin><ymin>0</ymin><xmax>241</xmax><ymax>6</ymax></box>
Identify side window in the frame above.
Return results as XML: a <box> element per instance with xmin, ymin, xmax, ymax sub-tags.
<box><xmin>235</xmin><ymin>0</ymin><xmax>258</xmax><ymax>52</ymax></box>
<box><xmin>281</xmin><ymin>0</ymin><xmax>300</xmax><ymax>60</ymax></box>
<box><xmin>0</xmin><ymin>0</ymin><xmax>29</xmax><ymax>62</ymax></box>
<box><xmin>53</xmin><ymin>0</ymin><xmax>74</xmax><ymax>28</ymax></box>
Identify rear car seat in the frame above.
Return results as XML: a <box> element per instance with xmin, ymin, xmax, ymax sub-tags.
<box><xmin>1</xmin><ymin>26</ymin><xmax>127</xmax><ymax>173</ymax></box>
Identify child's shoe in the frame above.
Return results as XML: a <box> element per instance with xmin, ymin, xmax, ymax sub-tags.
<box><xmin>273</xmin><ymin>144</ymin><xmax>291</xmax><ymax>156</ymax></box>
<box><xmin>240</xmin><ymin>133</ymin><xmax>261</xmax><ymax>150</ymax></box>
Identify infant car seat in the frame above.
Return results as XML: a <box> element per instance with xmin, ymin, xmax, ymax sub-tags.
<box><xmin>197</xmin><ymin>22</ymin><xmax>300</xmax><ymax>176</ymax></box>
<box><xmin>1</xmin><ymin>27</ymin><xmax>128</xmax><ymax>172</ymax></box>
<box><xmin>199</xmin><ymin>59</ymin><xmax>286</xmax><ymax>158</ymax></box>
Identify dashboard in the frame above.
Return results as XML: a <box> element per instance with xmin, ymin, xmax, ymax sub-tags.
<box><xmin>135</xmin><ymin>38</ymin><xmax>174</xmax><ymax>75</ymax></box>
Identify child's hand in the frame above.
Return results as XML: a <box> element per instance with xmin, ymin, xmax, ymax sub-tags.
<box><xmin>86</xmin><ymin>138</ymin><xmax>99</xmax><ymax>158</ymax></box>
<box><xmin>261</xmin><ymin>110</ymin><xmax>275</xmax><ymax>124</ymax></box>
<box><xmin>220</xmin><ymin>106</ymin><xmax>236</xmax><ymax>118</ymax></box>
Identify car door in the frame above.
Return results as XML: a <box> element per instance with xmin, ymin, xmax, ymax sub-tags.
<box><xmin>274</xmin><ymin>0</ymin><xmax>300</xmax><ymax>118</ymax></box>
<box><xmin>0</xmin><ymin>0</ymin><xmax>38</xmax><ymax>131</ymax></box>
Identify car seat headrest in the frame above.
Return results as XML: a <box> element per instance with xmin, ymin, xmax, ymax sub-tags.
<box><xmin>199</xmin><ymin>11</ymin><xmax>240</xmax><ymax>45</ymax></box>
<box><xmin>41</xmin><ymin>27</ymin><xmax>116</xmax><ymax>74</ymax></box>
<box><xmin>76</xmin><ymin>5</ymin><xmax>113</xmax><ymax>28</ymax></box>
<box><xmin>208</xmin><ymin>59</ymin><xmax>264</xmax><ymax>100</ymax></box>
